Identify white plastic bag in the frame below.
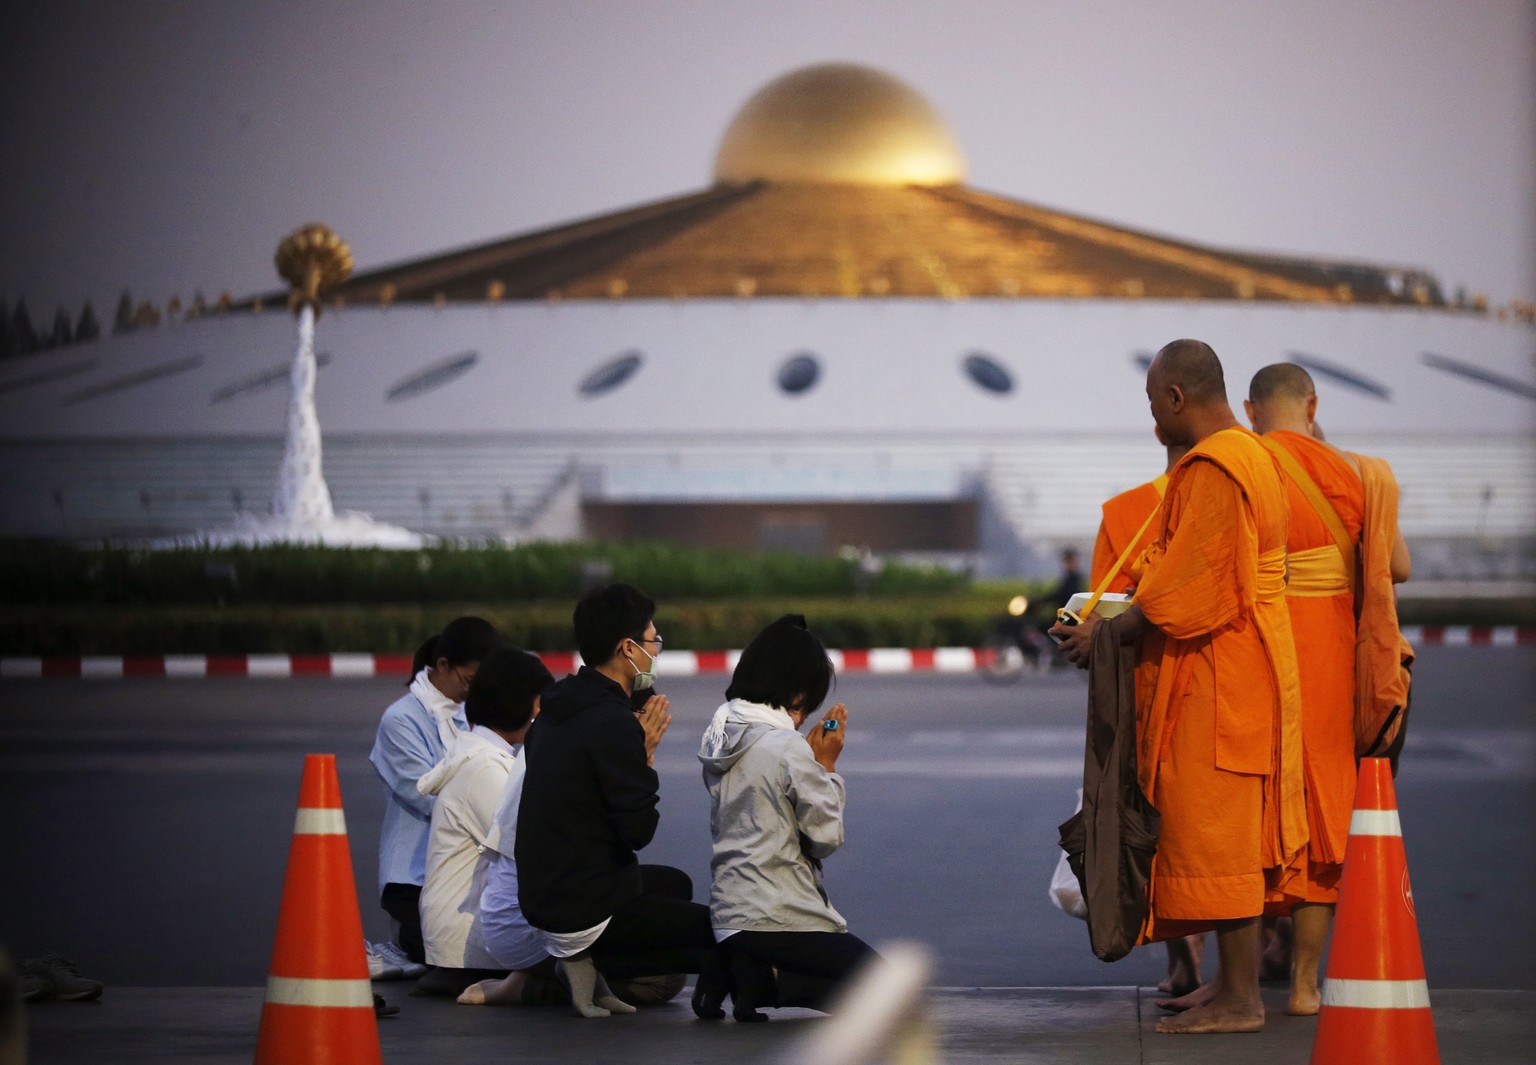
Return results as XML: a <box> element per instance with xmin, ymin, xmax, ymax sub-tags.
<box><xmin>1049</xmin><ymin>788</ymin><xmax>1088</xmax><ymax>920</ymax></box>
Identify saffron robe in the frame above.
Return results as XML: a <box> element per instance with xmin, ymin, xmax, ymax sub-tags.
<box><xmin>1353</xmin><ymin>454</ymin><xmax>1414</xmax><ymax>762</ymax></box>
<box><xmin>1130</xmin><ymin>427</ymin><xmax>1307</xmax><ymax>941</ymax></box>
<box><xmin>1266</xmin><ymin>430</ymin><xmax>1364</xmax><ymax>905</ymax></box>
<box><xmin>1090</xmin><ymin>475</ymin><xmax>1168</xmax><ymax>593</ymax></box>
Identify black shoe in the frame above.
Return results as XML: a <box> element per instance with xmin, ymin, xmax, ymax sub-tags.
<box><xmin>691</xmin><ymin>979</ymin><xmax>725</xmax><ymax>1020</ymax></box>
<box><xmin>19</xmin><ymin>971</ymin><xmax>52</xmax><ymax>1002</ymax></box>
<box><xmin>726</xmin><ymin>952</ymin><xmax>775</xmax><ymax>1022</ymax></box>
<box><xmin>21</xmin><ymin>955</ymin><xmax>103</xmax><ymax>1002</ymax></box>
<box><xmin>373</xmin><ymin>993</ymin><xmax>399</xmax><ymax>1018</ymax></box>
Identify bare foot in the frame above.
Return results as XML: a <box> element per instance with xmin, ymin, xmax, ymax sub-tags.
<box><xmin>1159</xmin><ymin>935</ymin><xmax>1204</xmax><ymax>997</ymax></box>
<box><xmin>1160</xmin><ymin>971</ymin><xmax>1199</xmax><ymax>997</ymax></box>
<box><xmin>458</xmin><ymin>973</ymin><xmax>528</xmax><ymax>1006</ymax></box>
<box><xmin>1286</xmin><ymin>983</ymin><xmax>1321</xmax><ymax>1016</ymax></box>
<box><xmin>1259</xmin><ymin>917</ymin><xmax>1292</xmax><ymax>982</ymax></box>
<box><xmin>1155</xmin><ymin>999</ymin><xmax>1264</xmax><ymax>1034</ymax></box>
<box><xmin>1156</xmin><ymin>981</ymin><xmax>1216</xmax><ymax>1013</ymax></box>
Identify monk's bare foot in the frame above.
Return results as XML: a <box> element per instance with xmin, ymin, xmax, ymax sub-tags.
<box><xmin>1259</xmin><ymin>917</ymin><xmax>1292</xmax><ymax>982</ymax></box>
<box><xmin>1159</xmin><ymin>936</ymin><xmax>1203</xmax><ymax>997</ymax></box>
<box><xmin>1158</xmin><ymin>965</ymin><xmax>1199</xmax><ymax>997</ymax></box>
<box><xmin>1286</xmin><ymin>982</ymin><xmax>1321</xmax><ymax>1016</ymax></box>
<box><xmin>1156</xmin><ymin>981</ymin><xmax>1216</xmax><ymax>1013</ymax></box>
<box><xmin>1155</xmin><ymin>998</ymin><xmax>1264</xmax><ymax>1034</ymax></box>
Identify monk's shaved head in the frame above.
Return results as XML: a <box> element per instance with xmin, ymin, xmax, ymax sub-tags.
<box><xmin>1243</xmin><ymin>360</ymin><xmax>1320</xmax><ymax>436</ymax></box>
<box><xmin>1248</xmin><ymin>362</ymin><xmax>1316</xmax><ymax>405</ymax></box>
<box><xmin>1150</xmin><ymin>339</ymin><xmax>1227</xmax><ymax>405</ymax></box>
<box><xmin>1145</xmin><ymin>338</ymin><xmax>1239</xmax><ymax>447</ymax></box>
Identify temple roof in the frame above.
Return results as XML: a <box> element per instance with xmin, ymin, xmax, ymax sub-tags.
<box><xmin>269</xmin><ymin>180</ymin><xmax>1443</xmax><ymax>308</ymax></box>
<box><xmin>243</xmin><ymin>63</ymin><xmax>1445</xmax><ymax>309</ymax></box>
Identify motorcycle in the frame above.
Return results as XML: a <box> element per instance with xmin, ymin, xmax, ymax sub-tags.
<box><xmin>977</xmin><ymin>593</ymin><xmax>1053</xmax><ymax>684</ymax></box>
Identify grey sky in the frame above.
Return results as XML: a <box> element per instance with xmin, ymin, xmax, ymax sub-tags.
<box><xmin>2</xmin><ymin>0</ymin><xmax>1532</xmax><ymax>330</ymax></box>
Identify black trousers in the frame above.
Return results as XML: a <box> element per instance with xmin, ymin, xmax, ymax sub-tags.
<box><xmin>380</xmin><ymin>882</ymin><xmax>425</xmax><ymax>965</ymax></box>
<box><xmin>721</xmin><ymin>930</ymin><xmax>878</xmax><ymax>1012</ymax></box>
<box><xmin>587</xmin><ymin>865</ymin><xmax>719</xmax><ymax>978</ymax></box>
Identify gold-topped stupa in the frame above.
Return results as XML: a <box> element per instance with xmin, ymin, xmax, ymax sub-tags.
<box><xmin>714</xmin><ymin>63</ymin><xmax>966</xmax><ymax>187</ymax></box>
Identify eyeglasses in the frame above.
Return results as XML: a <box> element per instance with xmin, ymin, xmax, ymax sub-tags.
<box><xmin>634</xmin><ymin>634</ymin><xmax>663</xmax><ymax>651</ymax></box>
<box><xmin>453</xmin><ymin>667</ymin><xmax>477</xmax><ymax>692</ymax></box>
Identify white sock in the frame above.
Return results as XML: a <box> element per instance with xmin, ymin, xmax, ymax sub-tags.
<box><xmin>593</xmin><ymin>972</ymin><xmax>636</xmax><ymax>1015</ymax></box>
<box><xmin>558</xmin><ymin>958</ymin><xmax>611</xmax><ymax>1018</ymax></box>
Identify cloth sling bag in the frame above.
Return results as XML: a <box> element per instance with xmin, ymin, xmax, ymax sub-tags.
<box><xmin>1056</xmin><ymin>498</ymin><xmax>1162</xmax><ymax>961</ymax></box>
<box><xmin>1259</xmin><ymin>436</ymin><xmax>1411</xmax><ymax>761</ymax></box>
<box><xmin>1056</xmin><ymin>613</ymin><xmax>1159</xmax><ymax>961</ymax></box>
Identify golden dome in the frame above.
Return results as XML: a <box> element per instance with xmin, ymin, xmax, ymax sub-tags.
<box><xmin>714</xmin><ymin>63</ymin><xmax>966</xmax><ymax>186</ymax></box>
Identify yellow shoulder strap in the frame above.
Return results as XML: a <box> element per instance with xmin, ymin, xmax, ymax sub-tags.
<box><xmin>1073</xmin><ymin>500</ymin><xmax>1161</xmax><ymax>622</ymax></box>
<box><xmin>1259</xmin><ymin>434</ymin><xmax>1356</xmax><ymax>584</ymax></box>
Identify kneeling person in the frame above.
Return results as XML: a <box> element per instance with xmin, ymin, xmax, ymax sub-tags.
<box><xmin>517</xmin><ymin>583</ymin><xmax>719</xmax><ymax>1018</ymax></box>
<box><xmin>699</xmin><ymin>614</ymin><xmax>878</xmax><ymax>1022</ymax></box>
<box><xmin>416</xmin><ymin>645</ymin><xmax>551</xmax><ymax>995</ymax></box>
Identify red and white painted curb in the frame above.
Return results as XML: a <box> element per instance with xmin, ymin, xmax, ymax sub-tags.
<box><xmin>0</xmin><ymin>626</ymin><xmax>1529</xmax><ymax>679</ymax></box>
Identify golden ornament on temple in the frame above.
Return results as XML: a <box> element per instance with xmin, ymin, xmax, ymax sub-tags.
<box><xmin>275</xmin><ymin>223</ymin><xmax>354</xmax><ymax>315</ymax></box>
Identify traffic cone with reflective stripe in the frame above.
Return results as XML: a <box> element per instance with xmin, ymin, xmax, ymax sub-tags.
<box><xmin>1309</xmin><ymin>757</ymin><xmax>1438</xmax><ymax>1064</ymax></box>
<box><xmin>254</xmin><ymin>754</ymin><xmax>382</xmax><ymax>1065</ymax></box>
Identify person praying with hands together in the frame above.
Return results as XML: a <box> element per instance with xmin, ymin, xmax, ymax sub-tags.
<box><xmin>697</xmin><ymin>614</ymin><xmax>878</xmax><ymax>1023</ymax></box>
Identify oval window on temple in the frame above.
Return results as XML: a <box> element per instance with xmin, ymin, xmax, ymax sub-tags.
<box><xmin>385</xmin><ymin>351</ymin><xmax>478</xmax><ymax>402</ymax></box>
<box><xmin>579</xmin><ymin>350</ymin><xmax>643</xmax><ymax>397</ymax></box>
<box><xmin>962</xmin><ymin>351</ymin><xmax>1013</xmax><ymax>395</ymax></box>
<box><xmin>777</xmin><ymin>352</ymin><xmax>821</xmax><ymax>395</ymax></box>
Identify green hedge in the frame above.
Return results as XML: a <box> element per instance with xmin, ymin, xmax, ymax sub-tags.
<box><xmin>0</xmin><ymin>541</ymin><xmax>1524</xmax><ymax>655</ymax></box>
<box><xmin>2</xmin><ymin>594</ymin><xmax>1527</xmax><ymax>656</ymax></box>
<box><xmin>0</xmin><ymin>540</ymin><xmax>968</xmax><ymax>605</ymax></box>
<box><xmin>0</xmin><ymin>596</ymin><xmax>1005</xmax><ymax>656</ymax></box>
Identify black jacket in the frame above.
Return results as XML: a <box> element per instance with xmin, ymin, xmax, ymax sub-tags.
<box><xmin>515</xmin><ymin>666</ymin><xmax>660</xmax><ymax>933</ymax></box>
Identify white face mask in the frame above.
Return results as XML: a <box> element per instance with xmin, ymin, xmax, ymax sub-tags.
<box><xmin>626</xmin><ymin>640</ymin><xmax>656</xmax><ymax>691</ymax></box>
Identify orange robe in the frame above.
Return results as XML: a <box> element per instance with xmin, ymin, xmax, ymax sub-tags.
<box><xmin>1130</xmin><ymin>427</ymin><xmax>1306</xmax><ymax>941</ymax></box>
<box><xmin>1265</xmin><ymin>430</ymin><xmax>1364</xmax><ymax>906</ymax></box>
<box><xmin>1090</xmin><ymin>475</ymin><xmax>1167</xmax><ymax>593</ymax></box>
<box><xmin>1353</xmin><ymin>453</ymin><xmax>1413</xmax><ymax>756</ymax></box>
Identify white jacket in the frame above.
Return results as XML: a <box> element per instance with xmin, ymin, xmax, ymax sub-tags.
<box><xmin>417</xmin><ymin>726</ymin><xmax>517</xmax><ymax>968</ymax></box>
<box><xmin>698</xmin><ymin>699</ymin><xmax>848</xmax><ymax>935</ymax></box>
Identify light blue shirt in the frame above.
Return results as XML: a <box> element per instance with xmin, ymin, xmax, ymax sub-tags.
<box><xmin>478</xmin><ymin>758</ymin><xmax>549</xmax><ymax>970</ymax></box>
<box><xmin>370</xmin><ymin>681</ymin><xmax>467</xmax><ymax>891</ymax></box>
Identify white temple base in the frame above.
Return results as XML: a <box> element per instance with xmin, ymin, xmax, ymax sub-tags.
<box><xmin>174</xmin><ymin>510</ymin><xmax>425</xmax><ymax>549</ymax></box>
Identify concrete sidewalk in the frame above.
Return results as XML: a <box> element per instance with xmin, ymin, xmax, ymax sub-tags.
<box><xmin>23</xmin><ymin>984</ymin><xmax>1536</xmax><ymax>1064</ymax></box>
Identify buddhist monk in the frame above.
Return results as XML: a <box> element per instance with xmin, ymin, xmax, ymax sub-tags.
<box><xmin>1053</xmin><ymin>339</ymin><xmax>1307</xmax><ymax>1035</ymax></box>
<box><xmin>1090</xmin><ymin>428</ymin><xmax>1186</xmax><ymax>595</ymax></box>
<box><xmin>1089</xmin><ymin>429</ymin><xmax>1208</xmax><ymax>997</ymax></box>
<box><xmin>1243</xmin><ymin>362</ymin><xmax>1411</xmax><ymax>1015</ymax></box>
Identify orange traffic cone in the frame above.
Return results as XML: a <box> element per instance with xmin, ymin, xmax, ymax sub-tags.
<box><xmin>254</xmin><ymin>754</ymin><xmax>382</xmax><ymax>1065</ymax></box>
<box><xmin>1309</xmin><ymin>757</ymin><xmax>1438</xmax><ymax>1064</ymax></box>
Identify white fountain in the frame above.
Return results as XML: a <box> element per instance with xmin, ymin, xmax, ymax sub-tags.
<box><xmin>188</xmin><ymin>225</ymin><xmax>423</xmax><ymax>548</ymax></box>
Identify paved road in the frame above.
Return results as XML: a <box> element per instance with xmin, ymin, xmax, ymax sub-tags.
<box><xmin>1</xmin><ymin>647</ymin><xmax>1531</xmax><ymax>990</ymax></box>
